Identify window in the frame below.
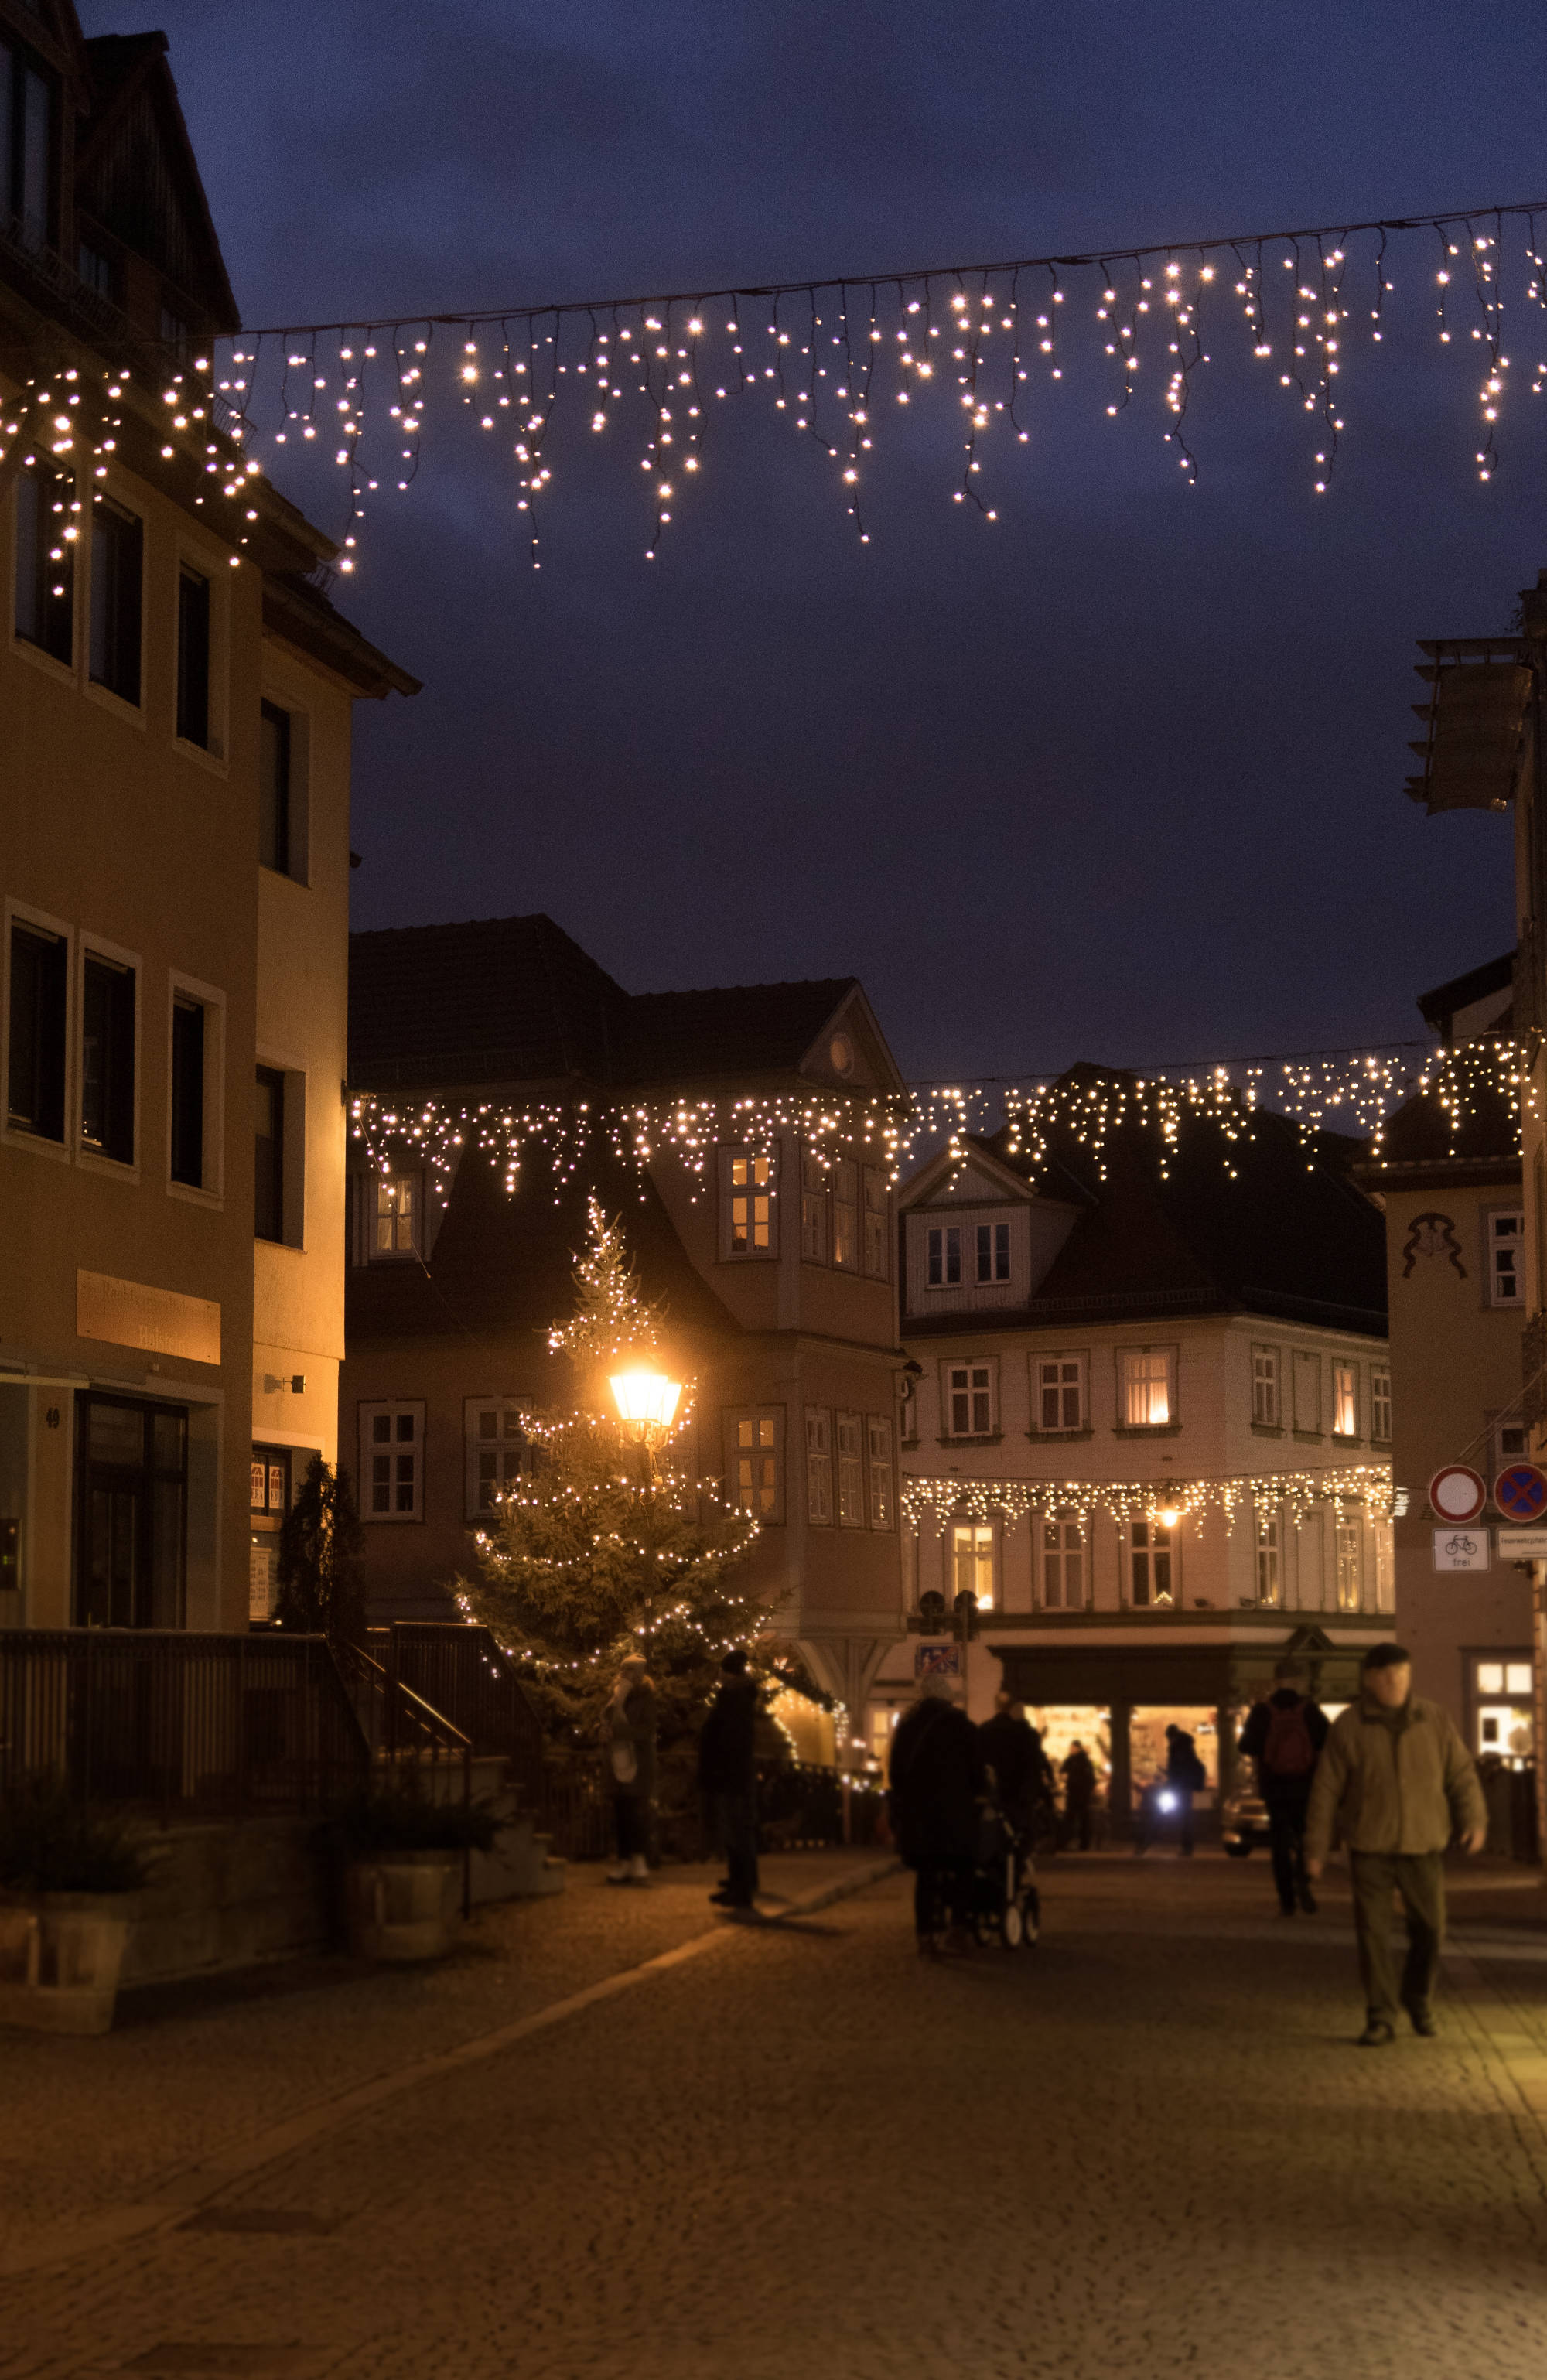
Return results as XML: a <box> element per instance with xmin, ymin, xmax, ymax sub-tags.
<box><xmin>176</xmin><ymin>567</ymin><xmax>210</xmax><ymax>747</ymax></box>
<box><xmin>1331</xmin><ymin>1361</ymin><xmax>1357</xmax><ymax>1439</ymax></box>
<box><xmin>863</xmin><ymin>1167</ymin><xmax>889</xmax><ymax>1278</ymax></box>
<box><xmin>250</xmin><ymin>1446</ymin><xmax>292</xmax><ymax>1516</ymax></box>
<box><xmin>837</xmin><ymin>1412</ymin><xmax>863</xmax><ymax>1525</ymax></box>
<box><xmin>805</xmin><ymin>1408</ymin><xmax>832</xmax><ymax>1525</ymax></box>
<box><xmin>726</xmin><ymin>1150</ymin><xmax>774</xmax><ymax>1256</ymax></box>
<box><xmin>801</xmin><ymin>1154</ymin><xmax>828</xmax><ymax>1263</ymax></box>
<box><xmin>254</xmin><ymin>1065</ymin><xmax>285</xmax><ymax>1241</ymax></box>
<box><xmin>975</xmin><ymin>1221</ymin><xmax>1011</xmax><ymax>1284</ymax></box>
<box><xmin>866</xmin><ymin>1415</ymin><xmax>893</xmax><ymax>1528</ymax></box>
<box><xmin>1336</xmin><ymin>1520</ymin><xmax>1361</xmax><ymax>1612</ymax></box>
<box><xmin>1118</xmin><ymin>1349</ymin><xmax>1173</xmax><ymax>1428</ymax></box>
<box><xmin>13</xmin><ymin>456</ymin><xmax>74</xmax><ymax>663</ymax></box>
<box><xmin>1487</xmin><ymin>1210</ymin><xmax>1525</xmax><ymax>1307</ymax></box>
<box><xmin>1252</xmin><ymin>1345</ymin><xmax>1280</xmax><ymax>1426</ymax></box>
<box><xmin>1470</xmin><ymin>1653</ymin><xmax>1535</xmax><ymax>1766</ymax></box>
<box><xmin>1</xmin><ymin>36</ymin><xmax>53</xmax><ymax>251</ymax></box>
<box><xmin>77</xmin><ymin>239</ymin><xmax>114</xmax><ymax>299</ymax></box>
<box><xmin>169</xmin><ymin>996</ymin><xmax>204</xmax><ymax>1187</ymax></box>
<box><xmin>360</xmin><ymin>1402</ymin><xmax>424</xmax><ymax>1521</ymax></box>
<box><xmin>927</xmin><ymin>1224</ymin><xmax>962</xmax><ymax>1287</ymax></box>
<box><xmin>832</xmin><ymin>1160</ymin><xmax>858</xmax><ymax>1270</ymax></box>
<box><xmin>1036</xmin><ymin>1355</ymin><xmax>1085</xmax><ymax>1432</ymax></box>
<box><xmin>944</xmin><ymin>1361</ymin><xmax>995</xmax><ymax>1437</ymax></box>
<box><xmin>1129</xmin><ymin>1519</ymin><xmax>1175</xmax><ymax>1607</ymax></box>
<box><xmin>89</xmin><ymin>497</ymin><xmax>142</xmax><ymax>705</ymax></box>
<box><xmin>80</xmin><ymin>952</ymin><xmax>135</xmax><ymax>1164</ymax></box>
<box><xmin>371</xmin><ymin>1173</ymin><xmax>420</xmax><ymax>1260</ymax></box>
<box><xmin>1255</xmin><ymin>1504</ymin><xmax>1282</xmax><ymax>1607</ymax></box>
<box><xmin>1375</xmin><ymin>1522</ymin><xmax>1395</xmax><ymax>1612</ymax></box>
<box><xmin>259</xmin><ymin>700</ymin><xmax>292</xmax><ymax>875</ymax></box>
<box><xmin>1292</xmin><ymin>1350</ymin><xmax>1321</xmax><ymax>1434</ymax></box>
<box><xmin>465</xmin><ymin>1400</ymin><xmax>529</xmax><ymax>1518</ymax></box>
<box><xmin>1042</xmin><ymin>1511</ymin><xmax>1084</xmax><ymax>1609</ymax></box>
<box><xmin>6</xmin><ymin>919</ymin><xmax>67</xmax><ymax>1140</ymax></box>
<box><xmin>1371</xmin><ymin>1366</ymin><xmax>1392</xmax><ymax>1444</ymax></box>
<box><xmin>951</xmin><ymin>1521</ymin><xmax>996</xmax><ymax>1609</ymax></box>
<box><xmin>733</xmin><ymin>1413</ymin><xmax>780</xmax><ymax>1518</ymax></box>
<box><xmin>1494</xmin><ymin>1416</ymin><xmax>1529</xmax><ymax>1477</ymax></box>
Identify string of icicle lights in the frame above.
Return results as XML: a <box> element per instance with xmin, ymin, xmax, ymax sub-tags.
<box><xmin>900</xmin><ymin>1463</ymin><xmax>1393</xmax><ymax>1533</ymax></box>
<box><xmin>186</xmin><ymin>197</ymin><xmax>1547</xmax><ymax>569</ymax></box>
<box><xmin>349</xmin><ymin>1034</ymin><xmax>1530</xmax><ymax>1205</ymax></box>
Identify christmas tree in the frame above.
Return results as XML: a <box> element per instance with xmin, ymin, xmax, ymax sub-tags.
<box><xmin>456</xmin><ymin>1198</ymin><xmax>768</xmax><ymax>1767</ymax></box>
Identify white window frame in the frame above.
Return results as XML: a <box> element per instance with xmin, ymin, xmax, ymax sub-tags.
<box><xmin>1034</xmin><ymin>1353</ymin><xmax>1086</xmax><ymax>1433</ymax></box>
<box><xmin>804</xmin><ymin>1407</ymin><xmax>832</xmax><ymax>1526</ymax></box>
<box><xmin>1371</xmin><ymin>1364</ymin><xmax>1392</xmax><ymax>1445</ymax></box>
<box><xmin>1255</xmin><ymin>1502</ymin><xmax>1282</xmax><ymax>1607</ymax></box>
<box><xmin>949</xmin><ymin>1519</ymin><xmax>998</xmax><ymax>1610</ymax></box>
<box><xmin>1251</xmin><ymin>1344</ymin><xmax>1280</xmax><ymax>1427</ymax></box>
<box><xmin>1335</xmin><ymin>1517</ymin><xmax>1361</xmax><ymax>1612</ymax></box>
<box><xmin>366</xmin><ymin>1169</ymin><xmax>422</xmax><ymax>1262</ymax></box>
<box><xmin>926</xmin><ymin>1223</ymin><xmax>962</xmax><ymax>1288</ymax></box>
<box><xmin>942</xmin><ymin>1358</ymin><xmax>996</xmax><ymax>1439</ymax></box>
<box><xmin>1292</xmin><ymin>1350</ymin><xmax>1321</xmax><ymax>1435</ymax></box>
<box><xmin>1331</xmin><ymin>1360</ymin><xmax>1358</xmax><ymax>1440</ymax></box>
<box><xmin>862</xmin><ymin>1166</ymin><xmax>890</xmax><ymax>1279</ymax></box>
<box><xmin>1485</xmin><ymin>1208</ymin><xmax>1525</xmax><ymax>1309</ymax></box>
<box><xmin>2</xmin><ymin>896</ymin><xmax>74</xmax><ymax>1164</ymax></box>
<box><xmin>866</xmin><ymin>1414</ymin><xmax>893</xmax><ymax>1528</ymax></box>
<box><xmin>464</xmin><ymin>1397</ymin><xmax>530</xmax><ymax>1520</ymax></box>
<box><xmin>722</xmin><ymin>1144</ymin><xmax>777</xmax><ymax>1260</ymax></box>
<box><xmin>1040</xmin><ymin>1508</ymin><xmax>1085</xmax><ymax>1609</ymax></box>
<box><xmin>1117</xmin><ymin>1347</ymin><xmax>1176</xmax><ymax>1429</ymax></box>
<box><xmin>166</xmin><ymin>968</ymin><xmax>225</xmax><ymax>1207</ymax></box>
<box><xmin>975</xmin><ymin>1219</ymin><xmax>1011</xmax><ymax>1284</ymax></box>
<box><xmin>728</xmin><ymin>1408</ymin><xmax>783</xmax><ymax>1522</ymax></box>
<box><xmin>360</xmin><ymin>1399</ymin><xmax>425</xmax><ymax>1523</ymax></box>
<box><xmin>1128</xmin><ymin>1518</ymin><xmax>1176</xmax><ymax>1607</ymax></box>
<box><xmin>836</xmin><ymin>1410</ymin><xmax>864</xmax><ymax>1526</ymax></box>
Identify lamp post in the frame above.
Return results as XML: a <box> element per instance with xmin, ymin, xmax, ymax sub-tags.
<box><xmin>608</xmin><ymin>1361</ymin><xmax>683</xmax><ymax>1484</ymax></box>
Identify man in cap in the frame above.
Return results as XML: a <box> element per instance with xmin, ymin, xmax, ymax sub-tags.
<box><xmin>1306</xmin><ymin>1643</ymin><xmax>1487</xmax><ymax>2046</ymax></box>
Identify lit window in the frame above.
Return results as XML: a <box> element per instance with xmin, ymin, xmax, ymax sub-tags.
<box><xmin>1371</xmin><ymin>1367</ymin><xmax>1392</xmax><ymax>1444</ymax></box>
<box><xmin>946</xmin><ymin>1362</ymin><xmax>995</xmax><ymax>1436</ymax></box>
<box><xmin>837</xmin><ymin>1412</ymin><xmax>864</xmax><ymax>1525</ymax></box>
<box><xmin>805</xmin><ymin>1408</ymin><xmax>832</xmax><ymax>1525</ymax></box>
<box><xmin>1042</xmin><ymin>1511</ymin><xmax>1084</xmax><ymax>1609</ymax></box>
<box><xmin>1332</xmin><ymin>1362</ymin><xmax>1357</xmax><ymax>1438</ymax></box>
<box><xmin>1488</xmin><ymin>1210</ymin><xmax>1525</xmax><ymax>1307</ymax></box>
<box><xmin>1252</xmin><ymin>1346</ymin><xmax>1280</xmax><ymax>1427</ymax></box>
<box><xmin>1255</xmin><ymin>1504</ymin><xmax>1282</xmax><ymax>1607</ymax></box>
<box><xmin>1037</xmin><ymin>1356</ymin><xmax>1084</xmax><ymax>1432</ymax></box>
<box><xmin>927</xmin><ymin>1224</ymin><xmax>961</xmax><ymax>1287</ymax></box>
<box><xmin>951</xmin><ymin>1522</ymin><xmax>996</xmax><ymax>1608</ymax></box>
<box><xmin>727</xmin><ymin>1151</ymin><xmax>774</xmax><ymax>1256</ymax></box>
<box><xmin>373</xmin><ymin>1173</ymin><xmax>420</xmax><ymax>1258</ymax></box>
<box><xmin>866</xmin><ymin>1415</ymin><xmax>893</xmax><ymax>1528</ymax></box>
<box><xmin>734</xmin><ymin>1414</ymin><xmax>779</xmax><ymax>1517</ymax></box>
<box><xmin>1119</xmin><ymin>1350</ymin><xmax>1173</xmax><ymax>1428</ymax></box>
<box><xmin>1129</xmin><ymin>1519</ymin><xmax>1175</xmax><ymax>1607</ymax></box>
<box><xmin>465</xmin><ymin>1399</ymin><xmax>528</xmax><ymax>1518</ymax></box>
<box><xmin>801</xmin><ymin>1153</ymin><xmax>828</xmax><ymax>1263</ymax></box>
<box><xmin>862</xmin><ymin>1168</ymin><xmax>889</xmax><ymax>1279</ymax></box>
<box><xmin>1506</xmin><ymin>1661</ymin><xmax>1533</xmax><ymax>1696</ymax></box>
<box><xmin>975</xmin><ymin>1221</ymin><xmax>1011</xmax><ymax>1283</ymax></box>
<box><xmin>832</xmin><ymin>1159</ymin><xmax>858</xmax><ymax>1270</ymax></box>
<box><xmin>1477</xmin><ymin>1661</ymin><xmax>1504</xmax><ymax>1695</ymax></box>
<box><xmin>1336</xmin><ymin>1520</ymin><xmax>1361</xmax><ymax>1611</ymax></box>
<box><xmin>360</xmin><ymin>1401</ymin><xmax>423</xmax><ymax>1521</ymax></box>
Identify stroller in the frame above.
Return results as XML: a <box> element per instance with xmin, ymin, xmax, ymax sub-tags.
<box><xmin>965</xmin><ymin>1799</ymin><xmax>1041</xmax><ymax>1951</ymax></box>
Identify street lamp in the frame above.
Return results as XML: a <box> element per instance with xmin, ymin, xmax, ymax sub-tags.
<box><xmin>609</xmin><ymin>1361</ymin><xmax>683</xmax><ymax>1481</ymax></box>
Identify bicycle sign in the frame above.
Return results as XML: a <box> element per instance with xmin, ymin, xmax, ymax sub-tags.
<box><xmin>1494</xmin><ymin>1462</ymin><xmax>1547</xmax><ymax>1523</ymax></box>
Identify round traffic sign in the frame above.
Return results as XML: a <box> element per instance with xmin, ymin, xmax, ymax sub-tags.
<box><xmin>1429</xmin><ymin>1464</ymin><xmax>1487</xmax><ymax>1524</ymax></box>
<box><xmin>1494</xmin><ymin>1462</ymin><xmax>1547</xmax><ymax>1523</ymax></box>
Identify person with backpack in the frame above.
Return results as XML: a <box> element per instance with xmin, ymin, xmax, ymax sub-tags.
<box><xmin>1238</xmin><ymin>1658</ymin><xmax>1330</xmax><ymax>1916</ymax></box>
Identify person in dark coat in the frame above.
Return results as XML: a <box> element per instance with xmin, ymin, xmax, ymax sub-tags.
<box><xmin>978</xmin><ymin>1693</ymin><xmax>1042</xmax><ymax>1836</ymax></box>
<box><xmin>888</xmin><ymin>1674</ymin><xmax>986</xmax><ymax>1955</ymax></box>
<box><xmin>605</xmin><ymin>1654</ymin><xmax>657</xmax><ymax>1886</ymax></box>
<box><xmin>1238</xmin><ymin>1657</ymin><xmax>1330</xmax><ymax>1917</ymax></box>
<box><xmin>1061</xmin><ymin>1742</ymin><xmax>1097</xmax><ymax>1850</ymax></box>
<box><xmin>698</xmin><ymin>1648</ymin><xmax>760</xmax><ymax>1911</ymax></box>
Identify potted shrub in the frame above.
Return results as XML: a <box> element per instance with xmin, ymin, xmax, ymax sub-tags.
<box><xmin>0</xmin><ymin>1779</ymin><xmax>149</xmax><ymax>2036</ymax></box>
<box><xmin>323</xmin><ymin>1780</ymin><xmax>503</xmax><ymax>1963</ymax></box>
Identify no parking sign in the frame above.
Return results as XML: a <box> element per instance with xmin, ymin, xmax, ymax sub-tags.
<box><xmin>1494</xmin><ymin>1463</ymin><xmax>1547</xmax><ymax>1524</ymax></box>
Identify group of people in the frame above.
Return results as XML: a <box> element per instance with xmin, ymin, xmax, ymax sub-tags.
<box><xmin>603</xmin><ymin>1647</ymin><xmax>763</xmax><ymax>1912</ymax></box>
<box><xmin>888</xmin><ymin>1683</ymin><xmax>1078</xmax><ymax>1955</ymax></box>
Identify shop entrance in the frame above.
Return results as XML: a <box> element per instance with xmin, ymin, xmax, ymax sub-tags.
<box><xmin>74</xmin><ymin>1395</ymin><xmax>188</xmax><ymax>1628</ymax></box>
<box><xmin>1128</xmin><ymin>1706</ymin><xmax>1219</xmax><ymax>1811</ymax></box>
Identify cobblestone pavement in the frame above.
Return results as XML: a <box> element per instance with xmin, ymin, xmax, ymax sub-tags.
<box><xmin>4</xmin><ymin>1852</ymin><xmax>1547</xmax><ymax>2380</ymax></box>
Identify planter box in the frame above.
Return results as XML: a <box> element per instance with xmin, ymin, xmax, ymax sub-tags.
<box><xmin>343</xmin><ymin>1851</ymin><xmax>463</xmax><ymax>1962</ymax></box>
<box><xmin>0</xmin><ymin>1894</ymin><xmax>131</xmax><ymax>2035</ymax></box>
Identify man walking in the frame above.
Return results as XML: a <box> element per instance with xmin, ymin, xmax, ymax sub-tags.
<box><xmin>1061</xmin><ymin>1740</ymin><xmax>1097</xmax><ymax>1850</ymax></box>
<box><xmin>1306</xmin><ymin>1642</ymin><xmax>1487</xmax><ymax>2046</ymax></box>
<box><xmin>698</xmin><ymin>1649</ymin><xmax>761</xmax><ymax>1913</ymax></box>
<box><xmin>1238</xmin><ymin>1658</ymin><xmax>1329</xmax><ymax>1917</ymax></box>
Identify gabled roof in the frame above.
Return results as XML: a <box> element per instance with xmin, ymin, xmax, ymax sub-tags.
<box><xmin>1415</xmin><ymin>949</ymin><xmax>1515</xmax><ymax>1045</ymax></box>
<box><xmin>896</xmin><ymin>1131</ymin><xmax>1091</xmax><ymax>1214</ymax></box>
<box><xmin>347</xmin><ymin>913</ymin><xmax>907</xmax><ymax>1100</ymax></box>
<box><xmin>77</xmin><ymin>29</ymin><xmax>240</xmax><ymax>333</ymax></box>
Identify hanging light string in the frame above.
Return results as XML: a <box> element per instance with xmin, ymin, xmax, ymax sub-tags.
<box><xmin>349</xmin><ymin>1032</ymin><xmax>1528</xmax><ymax>1204</ymax></box>
<box><xmin>900</xmin><ymin>1463</ymin><xmax>1393</xmax><ymax>1532</ymax></box>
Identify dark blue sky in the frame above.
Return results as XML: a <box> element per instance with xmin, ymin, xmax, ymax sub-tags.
<box><xmin>94</xmin><ymin>1</ymin><xmax>1546</xmax><ymax>1078</ymax></box>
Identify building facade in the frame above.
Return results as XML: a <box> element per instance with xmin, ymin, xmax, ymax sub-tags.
<box><xmin>1</xmin><ymin>1</ymin><xmax>415</xmax><ymax>1633</ymax></box>
<box><xmin>877</xmin><ymin>1086</ymin><xmax>1393</xmax><ymax>1825</ymax></box>
<box><xmin>341</xmin><ymin>914</ymin><xmax>910</xmax><ymax>1719</ymax></box>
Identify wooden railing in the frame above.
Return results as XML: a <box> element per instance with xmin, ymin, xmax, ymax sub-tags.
<box><xmin>0</xmin><ymin>1630</ymin><xmax>370</xmax><ymax>1820</ymax></box>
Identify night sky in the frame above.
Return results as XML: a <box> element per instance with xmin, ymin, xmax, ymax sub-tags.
<box><xmin>91</xmin><ymin>1</ymin><xmax>1547</xmax><ymax>1083</ymax></box>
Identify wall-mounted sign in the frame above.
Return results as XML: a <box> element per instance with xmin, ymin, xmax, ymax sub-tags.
<box><xmin>914</xmin><ymin>1642</ymin><xmax>961</xmax><ymax>1678</ymax></box>
<box><xmin>1494</xmin><ymin>1463</ymin><xmax>1547</xmax><ymax>1524</ymax></box>
<box><xmin>1495</xmin><ymin>1526</ymin><xmax>1547</xmax><ymax>1559</ymax></box>
<box><xmin>1433</xmin><ymin>1528</ymin><xmax>1490</xmax><ymax>1572</ymax></box>
<box><xmin>1429</xmin><ymin>1464</ymin><xmax>1487</xmax><ymax>1525</ymax></box>
<box><xmin>77</xmin><ymin>1270</ymin><xmax>220</xmax><ymax>1365</ymax></box>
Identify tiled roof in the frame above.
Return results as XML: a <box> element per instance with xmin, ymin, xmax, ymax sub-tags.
<box><xmin>621</xmin><ymin>978</ymin><xmax>859</xmax><ymax>1084</ymax></box>
<box><xmin>1368</xmin><ymin>1055</ymin><xmax>1521</xmax><ymax>1174</ymax></box>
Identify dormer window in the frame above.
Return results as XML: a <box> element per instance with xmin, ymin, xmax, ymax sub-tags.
<box><xmin>975</xmin><ymin>1221</ymin><xmax>1010</xmax><ymax>1283</ymax></box>
<box><xmin>2</xmin><ymin>36</ymin><xmax>55</xmax><ymax>253</ymax></box>
<box><xmin>927</xmin><ymin>1224</ymin><xmax>961</xmax><ymax>1287</ymax></box>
